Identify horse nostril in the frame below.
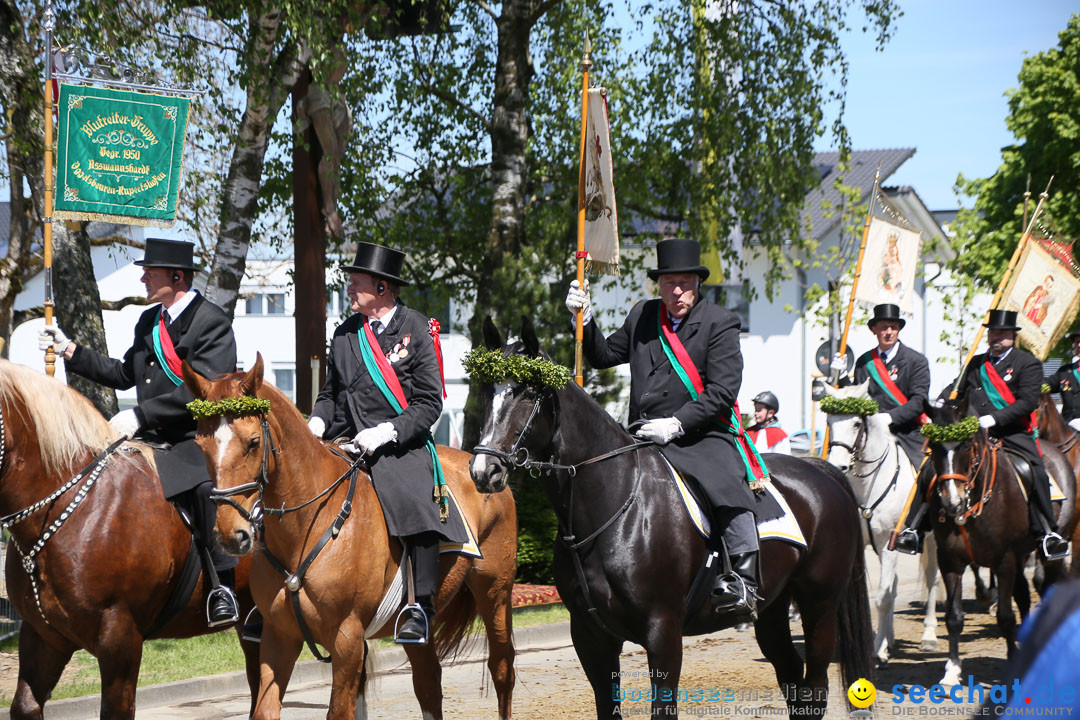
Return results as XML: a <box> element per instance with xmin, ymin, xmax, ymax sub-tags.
<box><xmin>234</xmin><ymin>528</ymin><xmax>251</xmax><ymax>550</ymax></box>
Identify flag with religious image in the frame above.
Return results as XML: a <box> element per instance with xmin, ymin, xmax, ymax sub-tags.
<box><xmin>582</xmin><ymin>88</ymin><xmax>620</xmax><ymax>275</ymax></box>
<box><xmin>853</xmin><ymin>216</ymin><xmax>922</xmax><ymax>314</ymax></box>
<box><xmin>1001</xmin><ymin>238</ymin><xmax>1080</xmax><ymax>360</ymax></box>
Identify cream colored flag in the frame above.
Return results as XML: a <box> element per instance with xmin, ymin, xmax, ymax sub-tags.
<box><xmin>854</xmin><ymin>216</ymin><xmax>922</xmax><ymax>314</ymax></box>
<box><xmin>583</xmin><ymin>88</ymin><xmax>619</xmax><ymax>275</ymax></box>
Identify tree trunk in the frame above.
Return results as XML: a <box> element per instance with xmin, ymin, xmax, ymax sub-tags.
<box><xmin>203</xmin><ymin>12</ymin><xmax>309</xmax><ymax>318</ymax></box>
<box><xmin>463</xmin><ymin>0</ymin><xmax>536</xmax><ymax>448</ymax></box>
<box><xmin>0</xmin><ymin>0</ymin><xmax>116</xmax><ymax>414</ymax></box>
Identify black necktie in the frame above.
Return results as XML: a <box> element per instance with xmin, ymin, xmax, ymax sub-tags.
<box><xmin>163</xmin><ymin>312</ymin><xmax>172</xmax><ymax>328</ymax></box>
<box><xmin>370</xmin><ymin>320</ymin><xmax>382</xmax><ymax>335</ymax></box>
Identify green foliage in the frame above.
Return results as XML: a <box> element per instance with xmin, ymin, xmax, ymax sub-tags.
<box><xmin>512</xmin><ymin>478</ymin><xmax>559</xmax><ymax>585</ymax></box>
<box><xmin>1043</xmin><ymin>382</ymin><xmax>1053</xmax><ymax>395</ymax></box>
<box><xmin>921</xmin><ymin>416</ymin><xmax>980</xmax><ymax>444</ymax></box>
<box><xmin>820</xmin><ymin>395</ymin><xmax>878</xmax><ymax>416</ymax></box>
<box><xmin>463</xmin><ymin>348</ymin><xmax>571</xmax><ymax>390</ymax></box>
<box><xmin>946</xmin><ymin>14</ymin><xmax>1080</xmax><ymax>359</ymax></box>
<box><xmin>187</xmin><ymin>396</ymin><xmax>271</xmax><ymax>419</ymax></box>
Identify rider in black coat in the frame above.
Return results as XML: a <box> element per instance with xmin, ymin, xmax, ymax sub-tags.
<box><xmin>38</xmin><ymin>238</ymin><xmax>241</xmax><ymax>626</ymax></box>
<box><xmin>1044</xmin><ymin>326</ymin><xmax>1080</xmax><ymax>426</ymax></box>
<box><xmin>894</xmin><ymin>310</ymin><xmax>1068</xmax><ymax>560</ymax></box>
<box><xmin>567</xmin><ymin>239</ymin><xmax>780</xmax><ymax>619</ymax></box>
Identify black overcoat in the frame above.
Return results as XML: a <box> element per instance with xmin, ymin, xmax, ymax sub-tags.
<box><xmin>582</xmin><ymin>297</ymin><xmax>780</xmax><ymax>520</ymax></box>
<box><xmin>954</xmin><ymin>348</ymin><xmax>1043</xmax><ymax>462</ymax></box>
<box><xmin>311</xmin><ymin>304</ymin><xmax>466</xmax><ymax>543</ymax></box>
<box><xmin>1046</xmin><ymin>362</ymin><xmax>1080</xmax><ymax>422</ymax></box>
<box><xmin>850</xmin><ymin>342</ymin><xmax>931</xmax><ymax>468</ymax></box>
<box><xmin>66</xmin><ymin>292</ymin><xmax>237</xmax><ymax>497</ymax></box>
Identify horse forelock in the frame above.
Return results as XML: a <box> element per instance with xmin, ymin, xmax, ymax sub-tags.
<box><xmin>0</xmin><ymin>359</ymin><xmax>115</xmax><ymax>477</ymax></box>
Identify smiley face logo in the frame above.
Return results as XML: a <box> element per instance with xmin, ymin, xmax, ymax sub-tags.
<box><xmin>847</xmin><ymin>678</ymin><xmax>876</xmax><ymax>708</ymax></box>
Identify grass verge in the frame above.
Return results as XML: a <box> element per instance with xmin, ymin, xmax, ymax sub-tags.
<box><xmin>0</xmin><ymin>603</ymin><xmax>567</xmax><ymax>707</ymax></box>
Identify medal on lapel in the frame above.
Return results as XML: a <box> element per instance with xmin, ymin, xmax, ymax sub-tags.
<box><xmin>889</xmin><ymin>367</ymin><xmax>899</xmax><ymax>380</ymax></box>
<box><xmin>1003</xmin><ymin>367</ymin><xmax>1013</xmax><ymax>382</ymax></box>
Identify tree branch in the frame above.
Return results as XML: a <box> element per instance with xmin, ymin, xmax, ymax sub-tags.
<box><xmin>470</xmin><ymin>0</ymin><xmax>498</xmax><ymax>22</ymax></box>
<box><xmin>90</xmin><ymin>235</ymin><xmax>145</xmax><ymax>249</ymax></box>
<box><xmin>529</xmin><ymin>0</ymin><xmax>563</xmax><ymax>28</ymax></box>
<box><xmin>623</xmin><ymin>201</ymin><xmax>685</xmax><ymax>224</ymax></box>
<box><xmin>416</xmin><ymin>77</ymin><xmax>491</xmax><ymax>133</ymax></box>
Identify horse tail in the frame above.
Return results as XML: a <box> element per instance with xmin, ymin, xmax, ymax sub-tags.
<box><xmin>836</xmin><ymin>501</ymin><xmax>876</xmax><ymax>688</ymax></box>
<box><xmin>433</xmin><ymin>581</ymin><xmax>481</xmax><ymax>662</ymax></box>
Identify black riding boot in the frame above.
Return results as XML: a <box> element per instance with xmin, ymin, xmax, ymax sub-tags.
<box><xmin>396</xmin><ymin>595</ymin><xmax>435</xmax><ymax>644</ymax></box>
<box><xmin>893</xmin><ymin>463</ymin><xmax>934</xmax><ymax>555</ymax></box>
<box><xmin>208</xmin><ymin>567</ymin><xmax>240</xmax><ymax>628</ymax></box>
<box><xmin>712</xmin><ymin>551</ymin><xmax>760</xmax><ymax>619</ymax></box>
<box><xmin>1030</xmin><ymin>472</ymin><xmax>1068</xmax><ymax>560</ymax></box>
<box><xmin>396</xmin><ymin>532</ymin><xmax>440</xmax><ymax>644</ymax></box>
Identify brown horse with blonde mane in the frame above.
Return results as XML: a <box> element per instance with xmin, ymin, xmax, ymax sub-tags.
<box><xmin>182</xmin><ymin>355</ymin><xmax>518</xmax><ymax>720</ymax></box>
<box><xmin>0</xmin><ymin>359</ymin><xmax>259</xmax><ymax>719</ymax></box>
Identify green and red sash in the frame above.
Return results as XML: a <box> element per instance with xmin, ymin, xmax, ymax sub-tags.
<box><xmin>151</xmin><ymin>309</ymin><xmax>183</xmax><ymax>386</ymax></box>
<box><xmin>1071</xmin><ymin>365</ymin><xmax>1080</xmax><ymax>392</ymax></box>
<box><xmin>979</xmin><ymin>359</ymin><xmax>1040</xmax><ymax>451</ymax></box>
<box><xmin>656</xmin><ymin>304</ymin><xmax>769</xmax><ymax>491</ymax></box>
<box><xmin>866</xmin><ymin>351</ymin><xmax>929</xmax><ymax>424</ymax></box>
<box><xmin>356</xmin><ymin>318</ymin><xmax>449</xmax><ymax>521</ymax></box>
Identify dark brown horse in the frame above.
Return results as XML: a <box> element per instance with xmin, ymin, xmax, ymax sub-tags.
<box><xmin>0</xmin><ymin>359</ymin><xmax>258</xmax><ymax>719</ymax></box>
<box><xmin>1038</xmin><ymin>391</ymin><xmax>1080</xmax><ymax>573</ymax></box>
<box><xmin>925</xmin><ymin>396</ymin><xmax>1073</xmax><ymax>687</ymax></box>
<box><xmin>468</xmin><ymin>319</ymin><xmax>873</xmax><ymax>718</ymax></box>
<box><xmin>183</xmin><ymin>355</ymin><xmax>518</xmax><ymax>720</ymax></box>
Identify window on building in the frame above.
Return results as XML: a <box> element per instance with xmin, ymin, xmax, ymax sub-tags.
<box><xmin>266</xmin><ymin>293</ymin><xmax>286</xmax><ymax>315</ymax></box>
<box><xmin>245</xmin><ymin>293</ymin><xmax>263</xmax><ymax>315</ymax></box>
<box><xmin>273</xmin><ymin>368</ymin><xmax>295</xmax><ymax>401</ymax></box>
<box><xmin>701</xmin><ymin>281</ymin><xmax>750</xmax><ymax>333</ymax></box>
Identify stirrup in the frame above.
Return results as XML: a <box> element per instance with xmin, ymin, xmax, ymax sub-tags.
<box><xmin>894</xmin><ymin>528</ymin><xmax>921</xmax><ymax>556</ymax></box>
<box><xmin>393</xmin><ymin>602</ymin><xmax>429</xmax><ymax>645</ymax></box>
<box><xmin>1040</xmin><ymin>532</ymin><xmax>1069</xmax><ymax>561</ymax></box>
<box><xmin>206</xmin><ymin>585</ymin><xmax>240</xmax><ymax>628</ymax></box>
<box><xmin>239</xmin><ymin>606</ymin><xmax>263</xmax><ymax>643</ymax></box>
<box><xmin>712</xmin><ymin>574</ymin><xmax>758</xmax><ymax>620</ymax></box>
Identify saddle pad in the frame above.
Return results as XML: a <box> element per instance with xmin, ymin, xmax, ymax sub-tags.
<box><xmin>437</xmin><ymin>481</ymin><xmax>482</xmax><ymax>558</ymax></box>
<box><xmin>365</xmin><ymin>560</ymin><xmax>406</xmax><ymax>639</ymax></box>
<box><xmin>665</xmin><ymin>455</ymin><xmax>807</xmax><ymax>548</ymax></box>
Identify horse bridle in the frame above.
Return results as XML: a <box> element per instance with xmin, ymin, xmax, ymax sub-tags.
<box><xmin>827</xmin><ymin>415</ymin><xmax>896</xmax><ymax>519</ymax></box>
<box><xmin>207</xmin><ymin>411</ymin><xmax>365</xmax><ymax>664</ymax></box>
<box><xmin>935</xmin><ymin>434</ymin><xmax>996</xmax><ymax>525</ymax></box>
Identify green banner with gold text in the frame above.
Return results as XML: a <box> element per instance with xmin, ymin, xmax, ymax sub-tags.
<box><xmin>54</xmin><ymin>84</ymin><xmax>189</xmax><ymax>227</ymax></box>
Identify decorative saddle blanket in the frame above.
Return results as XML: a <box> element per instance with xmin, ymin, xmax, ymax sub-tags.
<box><xmin>662</xmin><ymin>455</ymin><xmax>807</xmax><ymax>548</ymax></box>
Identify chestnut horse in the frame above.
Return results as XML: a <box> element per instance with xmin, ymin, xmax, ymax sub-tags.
<box><xmin>925</xmin><ymin>397</ymin><xmax>1072</xmax><ymax>687</ymax></box>
<box><xmin>0</xmin><ymin>359</ymin><xmax>259</xmax><ymax>719</ymax></box>
<box><xmin>183</xmin><ymin>355</ymin><xmax>518</xmax><ymax>720</ymax></box>
<box><xmin>469</xmin><ymin>319</ymin><xmax>873</xmax><ymax>718</ymax></box>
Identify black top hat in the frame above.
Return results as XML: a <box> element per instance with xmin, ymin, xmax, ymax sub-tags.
<box><xmin>647</xmin><ymin>239</ymin><xmax>710</xmax><ymax>281</ymax></box>
<box><xmin>868</xmin><ymin>303</ymin><xmax>905</xmax><ymax>330</ymax></box>
<box><xmin>134</xmin><ymin>238</ymin><xmax>197</xmax><ymax>271</ymax></box>
<box><xmin>983</xmin><ymin>309</ymin><xmax>1021</xmax><ymax>331</ymax></box>
<box><xmin>342</xmin><ymin>242</ymin><xmax>410</xmax><ymax>286</ymax></box>
<box><xmin>1069</xmin><ymin>324</ymin><xmax>1080</xmax><ymax>340</ymax></box>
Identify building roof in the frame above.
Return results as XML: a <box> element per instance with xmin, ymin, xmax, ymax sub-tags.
<box><xmin>801</xmin><ymin>147</ymin><xmax>915</xmax><ymax>242</ymax></box>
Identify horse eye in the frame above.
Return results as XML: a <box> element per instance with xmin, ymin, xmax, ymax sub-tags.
<box><xmin>246</xmin><ymin>436</ymin><xmax>260</xmax><ymax>452</ymax></box>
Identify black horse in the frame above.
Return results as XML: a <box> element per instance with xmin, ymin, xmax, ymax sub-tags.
<box><xmin>468</xmin><ymin>318</ymin><xmax>873</xmax><ymax>718</ymax></box>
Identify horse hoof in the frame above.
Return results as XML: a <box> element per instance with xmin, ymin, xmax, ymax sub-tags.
<box><xmin>920</xmin><ymin>639</ymin><xmax>939</xmax><ymax>651</ymax></box>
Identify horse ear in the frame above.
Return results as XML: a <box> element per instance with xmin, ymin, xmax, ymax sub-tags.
<box><xmin>240</xmin><ymin>353</ymin><xmax>264</xmax><ymax>397</ymax></box>
<box><xmin>821</xmin><ymin>382</ymin><xmax>836</xmax><ymax>398</ymax></box>
<box><xmin>521</xmin><ymin>316</ymin><xmax>540</xmax><ymax>357</ymax></box>
<box><xmin>182</xmin><ymin>361</ymin><xmax>213</xmax><ymax>400</ymax></box>
<box><xmin>482</xmin><ymin>315</ymin><xmax>503</xmax><ymax>350</ymax></box>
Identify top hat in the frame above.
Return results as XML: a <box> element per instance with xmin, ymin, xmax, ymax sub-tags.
<box><xmin>342</xmin><ymin>242</ymin><xmax>410</xmax><ymax>286</ymax></box>
<box><xmin>647</xmin><ymin>239</ymin><xmax>710</xmax><ymax>281</ymax></box>
<box><xmin>868</xmin><ymin>303</ymin><xmax>905</xmax><ymax>330</ymax></box>
<box><xmin>133</xmin><ymin>238</ymin><xmax>197</xmax><ymax>271</ymax></box>
<box><xmin>983</xmin><ymin>309</ymin><xmax>1021</xmax><ymax>331</ymax></box>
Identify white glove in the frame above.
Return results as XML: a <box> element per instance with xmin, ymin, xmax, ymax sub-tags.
<box><xmin>354</xmin><ymin>422</ymin><xmax>398</xmax><ymax>454</ymax></box>
<box><xmin>38</xmin><ymin>325</ymin><xmax>72</xmax><ymax>354</ymax></box>
<box><xmin>108</xmin><ymin>409</ymin><xmax>141</xmax><ymax>439</ymax></box>
<box><xmin>829</xmin><ymin>353</ymin><xmax>847</xmax><ymax>372</ymax></box>
<box><xmin>307</xmin><ymin>416</ymin><xmax>326</xmax><ymax>438</ymax></box>
<box><xmin>1068</xmin><ymin>418</ymin><xmax>1080</xmax><ymax>433</ymax></box>
<box><xmin>872</xmin><ymin>412</ymin><xmax>893</xmax><ymax>426</ymax></box>
<box><xmin>979</xmin><ymin>415</ymin><xmax>996</xmax><ymax>429</ymax></box>
<box><xmin>565</xmin><ymin>280</ymin><xmax>592</xmax><ymax>326</ymax></box>
<box><xmin>635</xmin><ymin>417</ymin><xmax>684</xmax><ymax>445</ymax></box>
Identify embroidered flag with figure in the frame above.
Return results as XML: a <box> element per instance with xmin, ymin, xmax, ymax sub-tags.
<box><xmin>582</xmin><ymin>88</ymin><xmax>619</xmax><ymax>276</ymax></box>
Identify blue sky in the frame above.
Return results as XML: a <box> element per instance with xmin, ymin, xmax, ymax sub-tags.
<box><xmin>823</xmin><ymin>1</ymin><xmax>1075</xmax><ymax>211</ymax></box>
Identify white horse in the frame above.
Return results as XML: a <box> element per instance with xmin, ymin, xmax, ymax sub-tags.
<box><xmin>824</xmin><ymin>380</ymin><xmax>940</xmax><ymax>664</ymax></box>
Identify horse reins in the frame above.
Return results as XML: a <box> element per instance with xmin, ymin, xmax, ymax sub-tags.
<box><xmin>208</xmin><ymin>414</ymin><xmax>364</xmax><ymax>663</ymax></box>
<box><xmin>0</xmin><ymin>400</ymin><xmax>127</xmax><ymax>625</ymax></box>
<box><xmin>827</xmin><ymin>416</ymin><xmax>898</xmax><ymax>521</ymax></box>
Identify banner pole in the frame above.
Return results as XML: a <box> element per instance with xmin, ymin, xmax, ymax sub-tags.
<box><xmin>820</xmin><ymin>164</ymin><xmax>880</xmax><ymax>458</ymax></box>
<box><xmin>43</xmin><ymin>2</ymin><xmax>56</xmax><ymax>376</ymax></box>
<box><xmin>949</xmin><ymin>176</ymin><xmax>1053</xmax><ymax>399</ymax></box>
<box><xmin>574</xmin><ymin>31</ymin><xmax>592</xmax><ymax>388</ymax></box>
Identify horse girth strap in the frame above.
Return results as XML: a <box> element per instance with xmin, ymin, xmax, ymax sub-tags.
<box><xmin>259</xmin><ymin>463</ymin><xmax>361</xmax><ymax>664</ymax></box>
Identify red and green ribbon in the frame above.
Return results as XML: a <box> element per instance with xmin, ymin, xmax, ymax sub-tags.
<box><xmin>151</xmin><ymin>309</ymin><xmax>183</xmax><ymax>386</ymax></box>
<box><xmin>1071</xmin><ymin>366</ymin><xmax>1080</xmax><ymax>391</ymax></box>
<box><xmin>656</xmin><ymin>304</ymin><xmax>768</xmax><ymax>490</ymax></box>
<box><xmin>979</xmin><ymin>360</ymin><xmax>1040</xmax><ymax>448</ymax></box>
<box><xmin>866</xmin><ymin>352</ymin><xmax>929</xmax><ymax>424</ymax></box>
<box><xmin>357</xmin><ymin>318</ymin><xmax>449</xmax><ymax>521</ymax></box>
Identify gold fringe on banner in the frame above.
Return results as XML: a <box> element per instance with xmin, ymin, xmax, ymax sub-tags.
<box><xmin>54</xmin><ymin>209</ymin><xmax>178</xmax><ymax>228</ymax></box>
